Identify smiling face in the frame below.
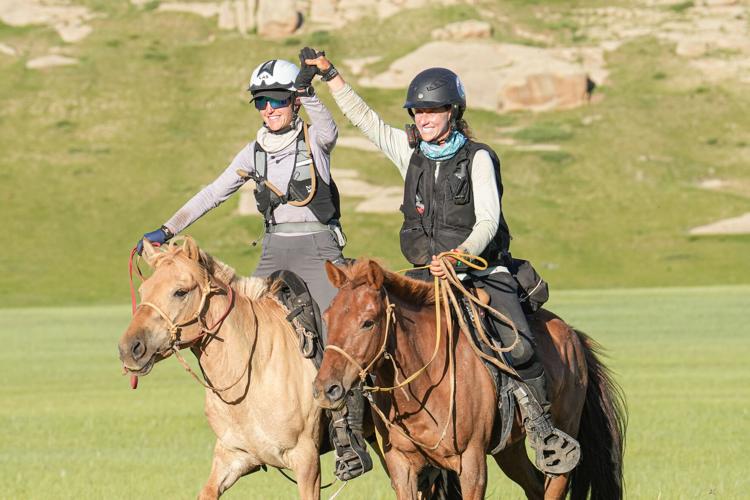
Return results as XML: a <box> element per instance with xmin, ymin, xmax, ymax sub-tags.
<box><xmin>413</xmin><ymin>106</ymin><xmax>452</xmax><ymax>143</ymax></box>
<box><xmin>258</xmin><ymin>98</ymin><xmax>295</xmax><ymax>132</ymax></box>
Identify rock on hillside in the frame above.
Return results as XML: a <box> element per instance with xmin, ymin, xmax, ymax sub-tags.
<box><xmin>358</xmin><ymin>41</ymin><xmax>605</xmax><ymax>113</ymax></box>
<box><xmin>0</xmin><ymin>0</ymin><xmax>96</xmax><ymax>43</ymax></box>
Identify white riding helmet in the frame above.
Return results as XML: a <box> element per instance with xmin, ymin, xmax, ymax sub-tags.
<box><xmin>248</xmin><ymin>59</ymin><xmax>299</xmax><ymax>100</ymax></box>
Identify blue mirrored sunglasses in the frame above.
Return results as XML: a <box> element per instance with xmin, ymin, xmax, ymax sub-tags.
<box><xmin>254</xmin><ymin>96</ymin><xmax>292</xmax><ymax>110</ymax></box>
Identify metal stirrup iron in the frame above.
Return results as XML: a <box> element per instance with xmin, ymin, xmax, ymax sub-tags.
<box><xmin>513</xmin><ymin>383</ymin><xmax>581</xmax><ymax>475</ymax></box>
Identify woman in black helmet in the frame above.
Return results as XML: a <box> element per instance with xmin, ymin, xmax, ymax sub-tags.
<box><xmin>304</xmin><ymin>52</ymin><xmax>580</xmax><ymax>475</ymax></box>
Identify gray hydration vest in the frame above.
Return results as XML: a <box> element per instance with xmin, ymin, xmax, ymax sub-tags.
<box><xmin>399</xmin><ymin>140</ymin><xmax>511</xmax><ymax>266</ymax></box>
<box><xmin>253</xmin><ymin>127</ymin><xmax>341</xmax><ymax>224</ymax></box>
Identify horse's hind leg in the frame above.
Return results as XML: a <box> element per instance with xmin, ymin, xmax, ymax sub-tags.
<box><xmin>493</xmin><ymin>439</ymin><xmax>544</xmax><ymax>500</ymax></box>
<box><xmin>198</xmin><ymin>440</ymin><xmax>260</xmax><ymax>500</ymax></box>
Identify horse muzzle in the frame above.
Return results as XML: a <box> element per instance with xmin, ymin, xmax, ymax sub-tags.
<box><xmin>312</xmin><ymin>379</ymin><xmax>347</xmax><ymax>410</ymax></box>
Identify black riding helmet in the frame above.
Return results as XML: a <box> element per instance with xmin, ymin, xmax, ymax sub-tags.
<box><xmin>403</xmin><ymin>67</ymin><xmax>467</xmax><ymax>127</ymax></box>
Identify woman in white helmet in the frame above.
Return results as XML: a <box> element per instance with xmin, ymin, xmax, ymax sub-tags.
<box><xmin>135</xmin><ymin>50</ymin><xmax>373</xmax><ymax>481</ymax></box>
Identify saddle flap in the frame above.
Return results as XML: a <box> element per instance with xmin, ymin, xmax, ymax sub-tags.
<box><xmin>268</xmin><ymin>270</ymin><xmax>324</xmax><ymax>363</ymax></box>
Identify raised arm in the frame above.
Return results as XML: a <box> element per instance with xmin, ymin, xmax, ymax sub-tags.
<box><xmin>303</xmin><ymin>52</ymin><xmax>413</xmax><ymax>178</ymax></box>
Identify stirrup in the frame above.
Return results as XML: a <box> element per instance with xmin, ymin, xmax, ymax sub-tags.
<box><xmin>329</xmin><ymin>415</ymin><xmax>372</xmax><ymax>481</ymax></box>
<box><xmin>334</xmin><ymin>445</ymin><xmax>373</xmax><ymax>481</ymax></box>
<box><xmin>525</xmin><ymin>413</ymin><xmax>581</xmax><ymax>475</ymax></box>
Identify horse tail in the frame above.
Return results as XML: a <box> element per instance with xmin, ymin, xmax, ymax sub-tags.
<box><xmin>570</xmin><ymin>329</ymin><xmax>627</xmax><ymax>500</ymax></box>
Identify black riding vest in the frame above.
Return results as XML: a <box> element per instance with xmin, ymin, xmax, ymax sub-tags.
<box><xmin>399</xmin><ymin>140</ymin><xmax>511</xmax><ymax>266</ymax></box>
<box><xmin>253</xmin><ymin>128</ymin><xmax>341</xmax><ymax>224</ymax></box>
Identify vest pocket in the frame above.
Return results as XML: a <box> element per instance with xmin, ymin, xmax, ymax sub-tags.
<box><xmin>399</xmin><ymin>221</ymin><xmax>430</xmax><ymax>266</ymax></box>
<box><xmin>448</xmin><ymin>162</ymin><xmax>470</xmax><ymax>205</ymax></box>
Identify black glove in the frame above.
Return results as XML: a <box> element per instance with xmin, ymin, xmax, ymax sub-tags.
<box><xmin>294</xmin><ymin>46</ymin><xmax>320</xmax><ymax>92</ymax></box>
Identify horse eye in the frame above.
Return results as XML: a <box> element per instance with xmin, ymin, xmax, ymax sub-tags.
<box><xmin>173</xmin><ymin>289</ymin><xmax>189</xmax><ymax>298</ymax></box>
<box><xmin>361</xmin><ymin>319</ymin><xmax>375</xmax><ymax>330</ymax></box>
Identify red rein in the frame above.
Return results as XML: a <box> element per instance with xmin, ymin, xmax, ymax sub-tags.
<box><xmin>128</xmin><ymin>246</ymin><xmax>145</xmax><ymax>390</ymax></box>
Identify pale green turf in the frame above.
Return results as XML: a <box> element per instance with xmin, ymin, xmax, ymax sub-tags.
<box><xmin>1</xmin><ymin>286</ymin><xmax>748</xmax><ymax>499</ymax></box>
<box><xmin>1</xmin><ymin>2</ymin><xmax>750</xmax><ymax>308</ymax></box>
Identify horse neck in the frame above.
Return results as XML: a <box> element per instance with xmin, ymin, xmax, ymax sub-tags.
<box><xmin>193</xmin><ymin>290</ymin><xmax>265</xmax><ymax>382</ymax></box>
<box><xmin>198</xmin><ymin>292</ymin><xmax>294</xmax><ymax>385</ymax></box>
<box><xmin>376</xmin><ymin>293</ymin><xmax>447</xmax><ymax>392</ymax></box>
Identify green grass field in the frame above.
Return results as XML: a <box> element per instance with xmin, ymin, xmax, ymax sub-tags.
<box><xmin>2</xmin><ymin>286</ymin><xmax>748</xmax><ymax>499</ymax></box>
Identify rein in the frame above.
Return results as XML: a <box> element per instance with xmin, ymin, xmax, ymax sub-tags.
<box><xmin>127</xmin><ymin>240</ymin><xmax>244</xmax><ymax>394</ymax></box>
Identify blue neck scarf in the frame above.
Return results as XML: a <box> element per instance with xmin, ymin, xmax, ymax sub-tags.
<box><xmin>419</xmin><ymin>130</ymin><xmax>467</xmax><ymax>161</ymax></box>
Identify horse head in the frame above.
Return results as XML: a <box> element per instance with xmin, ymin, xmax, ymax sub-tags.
<box><xmin>313</xmin><ymin>259</ymin><xmax>390</xmax><ymax>410</ymax></box>
<box><xmin>118</xmin><ymin>237</ymin><xmax>223</xmax><ymax>376</ymax></box>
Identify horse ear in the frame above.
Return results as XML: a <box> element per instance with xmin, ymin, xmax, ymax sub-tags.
<box><xmin>141</xmin><ymin>239</ymin><xmax>158</xmax><ymax>262</ymax></box>
<box><xmin>183</xmin><ymin>236</ymin><xmax>200</xmax><ymax>261</ymax></box>
<box><xmin>365</xmin><ymin>260</ymin><xmax>384</xmax><ymax>289</ymax></box>
<box><xmin>325</xmin><ymin>260</ymin><xmax>348</xmax><ymax>289</ymax></box>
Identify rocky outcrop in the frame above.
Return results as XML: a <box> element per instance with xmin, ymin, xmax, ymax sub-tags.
<box><xmin>359</xmin><ymin>41</ymin><xmax>605</xmax><ymax>113</ymax></box>
<box><xmin>0</xmin><ymin>0</ymin><xmax>96</xmax><ymax>43</ymax></box>
<box><xmin>256</xmin><ymin>0</ymin><xmax>300</xmax><ymax>37</ymax></box>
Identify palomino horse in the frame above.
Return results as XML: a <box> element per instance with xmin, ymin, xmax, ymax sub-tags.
<box><xmin>314</xmin><ymin>259</ymin><xmax>626</xmax><ymax>500</ymax></box>
<box><xmin>118</xmin><ymin>238</ymin><xmax>325</xmax><ymax>499</ymax></box>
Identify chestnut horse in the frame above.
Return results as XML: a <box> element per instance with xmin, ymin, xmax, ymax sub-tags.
<box><xmin>118</xmin><ymin>238</ymin><xmax>325</xmax><ymax>499</ymax></box>
<box><xmin>314</xmin><ymin>259</ymin><xmax>626</xmax><ymax>500</ymax></box>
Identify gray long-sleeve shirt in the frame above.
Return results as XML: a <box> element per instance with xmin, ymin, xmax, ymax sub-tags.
<box><xmin>331</xmin><ymin>83</ymin><xmax>500</xmax><ymax>257</ymax></box>
<box><xmin>164</xmin><ymin>95</ymin><xmax>338</xmax><ymax>233</ymax></box>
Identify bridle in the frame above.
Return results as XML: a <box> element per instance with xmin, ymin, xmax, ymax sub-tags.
<box><xmin>324</xmin><ymin>292</ymin><xmax>396</xmax><ymax>385</ymax></box>
<box><xmin>128</xmin><ymin>243</ymin><xmax>243</xmax><ymax>394</ymax></box>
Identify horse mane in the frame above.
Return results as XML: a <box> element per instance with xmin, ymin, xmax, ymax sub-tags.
<box><xmin>149</xmin><ymin>242</ymin><xmax>268</xmax><ymax>302</ymax></box>
<box><xmin>200</xmin><ymin>251</ymin><xmax>269</xmax><ymax>301</ymax></box>
<box><xmin>346</xmin><ymin>259</ymin><xmax>435</xmax><ymax>305</ymax></box>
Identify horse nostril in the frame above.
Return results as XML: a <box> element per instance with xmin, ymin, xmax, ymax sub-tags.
<box><xmin>131</xmin><ymin>340</ymin><xmax>146</xmax><ymax>361</ymax></box>
<box><xmin>325</xmin><ymin>382</ymin><xmax>343</xmax><ymax>402</ymax></box>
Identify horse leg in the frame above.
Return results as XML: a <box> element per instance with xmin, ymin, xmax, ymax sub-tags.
<box><xmin>456</xmin><ymin>447</ymin><xmax>488</xmax><ymax>500</ymax></box>
<box><xmin>288</xmin><ymin>441</ymin><xmax>322</xmax><ymax>500</ymax></box>
<box><xmin>493</xmin><ymin>439</ymin><xmax>544</xmax><ymax>500</ymax></box>
<box><xmin>198</xmin><ymin>440</ymin><xmax>260</xmax><ymax>500</ymax></box>
<box><xmin>384</xmin><ymin>450</ymin><xmax>420</xmax><ymax>500</ymax></box>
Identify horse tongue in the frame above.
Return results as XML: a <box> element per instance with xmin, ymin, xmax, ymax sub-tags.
<box><xmin>130</xmin><ymin>375</ymin><xmax>139</xmax><ymax>390</ymax></box>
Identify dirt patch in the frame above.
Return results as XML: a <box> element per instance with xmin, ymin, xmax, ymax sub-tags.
<box><xmin>690</xmin><ymin>212</ymin><xmax>750</xmax><ymax>235</ymax></box>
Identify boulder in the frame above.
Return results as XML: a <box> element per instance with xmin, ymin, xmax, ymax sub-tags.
<box><xmin>256</xmin><ymin>0</ymin><xmax>300</xmax><ymax>37</ymax></box>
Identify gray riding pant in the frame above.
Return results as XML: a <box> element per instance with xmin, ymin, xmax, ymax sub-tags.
<box><xmin>252</xmin><ymin>231</ymin><xmax>343</xmax><ymax>341</ymax></box>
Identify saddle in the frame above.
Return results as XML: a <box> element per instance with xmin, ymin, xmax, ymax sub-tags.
<box><xmin>267</xmin><ymin>270</ymin><xmax>325</xmax><ymax>368</ymax></box>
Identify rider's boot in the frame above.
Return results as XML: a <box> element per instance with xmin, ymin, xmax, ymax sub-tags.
<box><xmin>329</xmin><ymin>387</ymin><xmax>373</xmax><ymax>481</ymax></box>
<box><xmin>515</xmin><ymin>370</ymin><xmax>581</xmax><ymax>475</ymax></box>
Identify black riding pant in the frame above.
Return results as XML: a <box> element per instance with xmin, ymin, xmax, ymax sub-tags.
<box><xmin>474</xmin><ymin>270</ymin><xmax>544</xmax><ymax>381</ymax></box>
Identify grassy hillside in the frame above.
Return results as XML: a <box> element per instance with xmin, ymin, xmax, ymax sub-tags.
<box><xmin>2</xmin><ymin>286</ymin><xmax>748</xmax><ymax>498</ymax></box>
<box><xmin>1</xmin><ymin>1</ymin><xmax>749</xmax><ymax>307</ymax></box>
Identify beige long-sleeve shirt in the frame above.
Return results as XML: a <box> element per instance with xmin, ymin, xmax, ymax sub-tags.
<box><xmin>331</xmin><ymin>83</ymin><xmax>500</xmax><ymax>256</ymax></box>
